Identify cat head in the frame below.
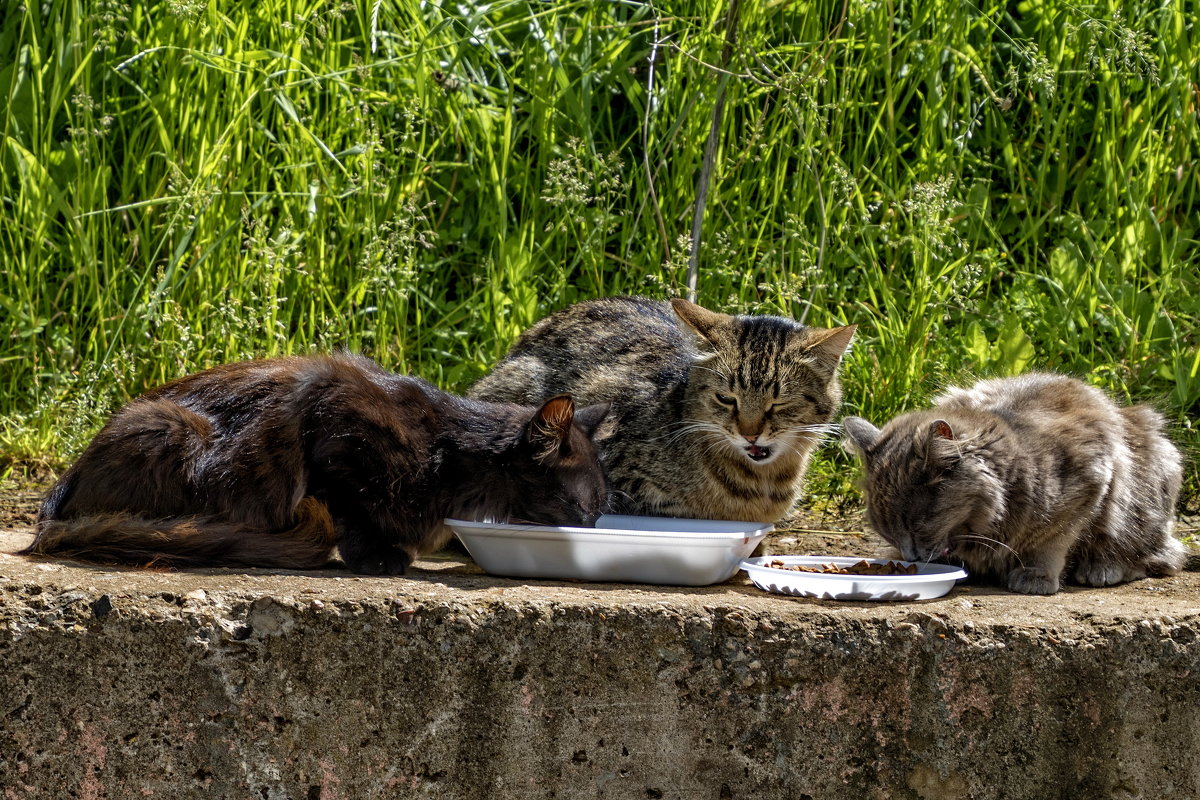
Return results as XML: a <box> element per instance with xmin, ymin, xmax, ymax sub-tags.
<box><xmin>670</xmin><ymin>298</ymin><xmax>855</xmax><ymax>467</ymax></box>
<box><xmin>842</xmin><ymin>412</ymin><xmax>1007</xmax><ymax>563</ymax></box>
<box><xmin>508</xmin><ymin>395</ymin><xmax>610</xmax><ymax>526</ymax></box>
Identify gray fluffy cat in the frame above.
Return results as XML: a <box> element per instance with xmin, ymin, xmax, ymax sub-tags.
<box><xmin>470</xmin><ymin>297</ymin><xmax>856</xmax><ymax>522</ymax></box>
<box><xmin>843</xmin><ymin>372</ymin><xmax>1187</xmax><ymax>594</ymax></box>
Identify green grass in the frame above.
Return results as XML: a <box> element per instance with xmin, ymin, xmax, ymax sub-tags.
<box><xmin>2</xmin><ymin>0</ymin><xmax>1197</xmax><ymax>503</ymax></box>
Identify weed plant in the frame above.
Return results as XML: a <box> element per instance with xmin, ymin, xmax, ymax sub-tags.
<box><xmin>1</xmin><ymin>0</ymin><xmax>1197</xmax><ymax>504</ymax></box>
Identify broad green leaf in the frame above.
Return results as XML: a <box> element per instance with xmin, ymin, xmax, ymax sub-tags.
<box><xmin>997</xmin><ymin>316</ymin><xmax>1035</xmax><ymax>376</ymax></box>
<box><xmin>965</xmin><ymin>320</ymin><xmax>992</xmax><ymax>368</ymax></box>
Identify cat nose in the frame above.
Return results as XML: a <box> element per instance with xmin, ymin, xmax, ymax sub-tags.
<box><xmin>742</xmin><ymin>434</ymin><xmax>758</xmax><ymax>444</ymax></box>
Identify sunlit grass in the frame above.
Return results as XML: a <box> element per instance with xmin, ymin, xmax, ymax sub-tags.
<box><xmin>1</xmin><ymin>0</ymin><xmax>1196</xmax><ymax>501</ymax></box>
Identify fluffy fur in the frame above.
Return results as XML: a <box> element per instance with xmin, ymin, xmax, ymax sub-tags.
<box><xmin>24</xmin><ymin>354</ymin><xmax>609</xmax><ymax>574</ymax></box>
<box><xmin>843</xmin><ymin>373</ymin><xmax>1186</xmax><ymax>594</ymax></box>
<box><xmin>470</xmin><ymin>296</ymin><xmax>856</xmax><ymax>522</ymax></box>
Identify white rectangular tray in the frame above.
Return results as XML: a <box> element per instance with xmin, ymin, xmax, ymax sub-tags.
<box><xmin>446</xmin><ymin>514</ymin><xmax>772</xmax><ymax>586</ymax></box>
<box><xmin>741</xmin><ymin>555</ymin><xmax>968</xmax><ymax>601</ymax></box>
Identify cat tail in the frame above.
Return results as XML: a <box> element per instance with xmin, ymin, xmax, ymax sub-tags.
<box><xmin>20</xmin><ymin>497</ymin><xmax>338</xmax><ymax>570</ymax></box>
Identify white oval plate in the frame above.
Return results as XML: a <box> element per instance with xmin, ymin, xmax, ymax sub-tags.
<box><xmin>446</xmin><ymin>514</ymin><xmax>772</xmax><ymax>586</ymax></box>
<box><xmin>741</xmin><ymin>555</ymin><xmax>968</xmax><ymax>601</ymax></box>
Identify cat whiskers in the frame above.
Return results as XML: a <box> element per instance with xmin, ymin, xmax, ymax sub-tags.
<box><xmin>699</xmin><ymin>436</ymin><xmax>741</xmax><ymax>460</ymax></box>
<box><xmin>782</xmin><ymin>422</ymin><xmax>840</xmax><ymax>438</ymax></box>
<box><xmin>662</xmin><ymin>420</ymin><xmax>742</xmax><ymax>460</ymax></box>
<box><xmin>776</xmin><ymin>422</ymin><xmax>840</xmax><ymax>453</ymax></box>
<box><xmin>604</xmin><ymin>488</ymin><xmax>635</xmax><ymax>509</ymax></box>
<box><xmin>654</xmin><ymin>419</ymin><xmax>727</xmax><ymax>446</ymax></box>
<box><xmin>953</xmin><ymin>532</ymin><xmax>1021</xmax><ymax>562</ymax></box>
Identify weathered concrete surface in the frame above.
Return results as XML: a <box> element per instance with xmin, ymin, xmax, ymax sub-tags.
<box><xmin>2</xmin><ymin>527</ymin><xmax>1199</xmax><ymax>800</ymax></box>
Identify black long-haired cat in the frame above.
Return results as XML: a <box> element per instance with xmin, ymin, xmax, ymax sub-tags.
<box><xmin>22</xmin><ymin>353</ymin><xmax>609</xmax><ymax>574</ymax></box>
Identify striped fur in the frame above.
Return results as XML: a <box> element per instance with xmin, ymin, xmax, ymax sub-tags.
<box><xmin>470</xmin><ymin>297</ymin><xmax>855</xmax><ymax>523</ymax></box>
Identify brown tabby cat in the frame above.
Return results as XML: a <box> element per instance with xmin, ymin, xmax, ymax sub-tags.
<box><xmin>470</xmin><ymin>297</ymin><xmax>856</xmax><ymax>522</ymax></box>
<box><xmin>842</xmin><ymin>372</ymin><xmax>1187</xmax><ymax>594</ymax></box>
<box><xmin>23</xmin><ymin>353</ymin><xmax>609</xmax><ymax>574</ymax></box>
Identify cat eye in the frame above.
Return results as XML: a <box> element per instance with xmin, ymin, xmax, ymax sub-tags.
<box><xmin>714</xmin><ymin>392</ymin><xmax>737</xmax><ymax>407</ymax></box>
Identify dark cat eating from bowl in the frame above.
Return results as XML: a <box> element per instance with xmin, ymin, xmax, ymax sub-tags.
<box><xmin>23</xmin><ymin>354</ymin><xmax>609</xmax><ymax>574</ymax></box>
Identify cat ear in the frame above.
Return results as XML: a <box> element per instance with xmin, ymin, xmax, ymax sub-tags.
<box><xmin>930</xmin><ymin>419</ymin><xmax>955</xmax><ymax>440</ymax></box>
<box><xmin>804</xmin><ymin>324</ymin><xmax>857</xmax><ymax>372</ymax></box>
<box><xmin>571</xmin><ymin>402</ymin><xmax>611</xmax><ymax>439</ymax></box>
<box><xmin>841</xmin><ymin>416</ymin><xmax>881</xmax><ymax>457</ymax></box>
<box><xmin>670</xmin><ymin>298</ymin><xmax>730</xmax><ymax>344</ymax></box>
<box><xmin>922</xmin><ymin>419</ymin><xmax>961</xmax><ymax>468</ymax></box>
<box><xmin>528</xmin><ymin>394</ymin><xmax>577</xmax><ymax>465</ymax></box>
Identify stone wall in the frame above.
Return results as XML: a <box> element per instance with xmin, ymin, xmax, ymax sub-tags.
<box><xmin>2</xmin><ymin>535</ymin><xmax>1198</xmax><ymax>800</ymax></box>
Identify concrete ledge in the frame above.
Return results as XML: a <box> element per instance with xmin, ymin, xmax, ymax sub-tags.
<box><xmin>2</xmin><ymin>529</ymin><xmax>1199</xmax><ymax>800</ymax></box>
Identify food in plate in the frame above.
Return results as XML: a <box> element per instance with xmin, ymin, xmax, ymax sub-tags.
<box><xmin>741</xmin><ymin>555</ymin><xmax>968</xmax><ymax>601</ymax></box>
<box><xmin>765</xmin><ymin>558</ymin><xmax>919</xmax><ymax>575</ymax></box>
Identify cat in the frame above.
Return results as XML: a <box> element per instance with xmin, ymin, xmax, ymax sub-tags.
<box><xmin>22</xmin><ymin>353</ymin><xmax>609</xmax><ymax>575</ymax></box>
<box><xmin>842</xmin><ymin>372</ymin><xmax>1187</xmax><ymax>595</ymax></box>
<box><xmin>469</xmin><ymin>296</ymin><xmax>856</xmax><ymax>522</ymax></box>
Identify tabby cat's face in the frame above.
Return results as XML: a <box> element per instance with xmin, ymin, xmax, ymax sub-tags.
<box><xmin>671</xmin><ymin>300</ymin><xmax>855</xmax><ymax>468</ymax></box>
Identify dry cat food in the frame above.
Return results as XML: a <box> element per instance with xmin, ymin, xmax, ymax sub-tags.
<box><xmin>766</xmin><ymin>559</ymin><xmax>919</xmax><ymax>576</ymax></box>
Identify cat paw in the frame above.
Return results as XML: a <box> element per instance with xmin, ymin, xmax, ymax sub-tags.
<box><xmin>1072</xmin><ymin>562</ymin><xmax>1129</xmax><ymax>587</ymax></box>
<box><xmin>342</xmin><ymin>548</ymin><xmax>411</xmax><ymax>575</ymax></box>
<box><xmin>1006</xmin><ymin>567</ymin><xmax>1060</xmax><ymax>595</ymax></box>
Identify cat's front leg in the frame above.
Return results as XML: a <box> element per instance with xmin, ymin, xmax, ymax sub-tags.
<box><xmin>1071</xmin><ymin>558</ymin><xmax>1133</xmax><ymax>587</ymax></box>
<box><xmin>338</xmin><ymin>526</ymin><xmax>412</xmax><ymax>575</ymax></box>
<box><xmin>1006</xmin><ymin>532</ymin><xmax>1078</xmax><ymax>595</ymax></box>
<box><xmin>1006</xmin><ymin>566</ymin><xmax>1060</xmax><ymax>595</ymax></box>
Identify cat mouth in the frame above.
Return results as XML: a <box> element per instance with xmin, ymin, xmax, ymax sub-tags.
<box><xmin>744</xmin><ymin>444</ymin><xmax>772</xmax><ymax>462</ymax></box>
